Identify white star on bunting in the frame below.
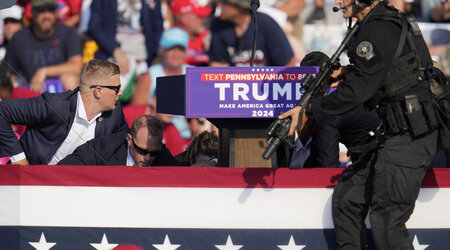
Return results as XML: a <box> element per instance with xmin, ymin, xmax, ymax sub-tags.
<box><xmin>90</xmin><ymin>233</ymin><xmax>118</xmax><ymax>250</ymax></box>
<box><xmin>412</xmin><ymin>235</ymin><xmax>429</xmax><ymax>250</ymax></box>
<box><xmin>215</xmin><ymin>235</ymin><xmax>243</xmax><ymax>250</ymax></box>
<box><xmin>277</xmin><ymin>235</ymin><xmax>305</xmax><ymax>250</ymax></box>
<box><xmin>152</xmin><ymin>234</ymin><xmax>181</xmax><ymax>250</ymax></box>
<box><xmin>29</xmin><ymin>233</ymin><xmax>56</xmax><ymax>250</ymax></box>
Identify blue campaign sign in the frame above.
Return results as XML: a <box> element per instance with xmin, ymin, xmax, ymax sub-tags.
<box><xmin>186</xmin><ymin>66</ymin><xmax>319</xmax><ymax>118</ymax></box>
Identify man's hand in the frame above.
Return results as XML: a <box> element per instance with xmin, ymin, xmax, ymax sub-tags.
<box><xmin>29</xmin><ymin>68</ymin><xmax>47</xmax><ymax>93</ymax></box>
<box><xmin>113</xmin><ymin>47</ymin><xmax>130</xmax><ymax>74</ymax></box>
<box><xmin>278</xmin><ymin>105</ymin><xmax>308</xmax><ymax>136</ymax></box>
<box><xmin>12</xmin><ymin>158</ymin><xmax>29</xmax><ymax>165</ymax></box>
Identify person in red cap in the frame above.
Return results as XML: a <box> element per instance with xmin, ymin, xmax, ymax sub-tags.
<box><xmin>171</xmin><ymin>0</ymin><xmax>212</xmax><ymax>66</ymax></box>
<box><xmin>2</xmin><ymin>0</ymin><xmax>83</xmax><ymax>93</ymax></box>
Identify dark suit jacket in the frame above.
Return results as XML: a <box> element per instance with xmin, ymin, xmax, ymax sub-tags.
<box><xmin>276</xmin><ymin>106</ymin><xmax>380</xmax><ymax>168</ymax></box>
<box><xmin>57</xmin><ymin>132</ymin><xmax>179</xmax><ymax>166</ymax></box>
<box><xmin>0</xmin><ymin>88</ymin><xmax>129</xmax><ymax>164</ymax></box>
<box><xmin>314</xmin><ymin>105</ymin><xmax>380</xmax><ymax>167</ymax></box>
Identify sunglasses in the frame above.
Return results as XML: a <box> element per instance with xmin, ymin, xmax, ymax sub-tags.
<box><xmin>90</xmin><ymin>84</ymin><xmax>121</xmax><ymax>94</ymax></box>
<box><xmin>33</xmin><ymin>6</ymin><xmax>57</xmax><ymax>13</ymax></box>
<box><xmin>132</xmin><ymin>139</ymin><xmax>162</xmax><ymax>156</ymax></box>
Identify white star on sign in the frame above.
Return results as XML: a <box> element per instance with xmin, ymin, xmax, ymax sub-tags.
<box><xmin>90</xmin><ymin>233</ymin><xmax>118</xmax><ymax>250</ymax></box>
<box><xmin>277</xmin><ymin>235</ymin><xmax>305</xmax><ymax>250</ymax></box>
<box><xmin>152</xmin><ymin>234</ymin><xmax>181</xmax><ymax>250</ymax></box>
<box><xmin>215</xmin><ymin>235</ymin><xmax>243</xmax><ymax>250</ymax></box>
<box><xmin>412</xmin><ymin>235</ymin><xmax>429</xmax><ymax>250</ymax></box>
<box><xmin>29</xmin><ymin>233</ymin><xmax>56</xmax><ymax>250</ymax></box>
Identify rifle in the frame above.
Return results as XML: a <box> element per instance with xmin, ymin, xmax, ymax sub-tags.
<box><xmin>262</xmin><ymin>23</ymin><xmax>360</xmax><ymax>160</ymax></box>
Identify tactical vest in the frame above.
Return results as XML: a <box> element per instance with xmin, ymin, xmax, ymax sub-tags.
<box><xmin>364</xmin><ymin>5</ymin><xmax>433</xmax><ymax>111</ymax></box>
<box><xmin>359</xmin><ymin>5</ymin><xmax>440</xmax><ymax>137</ymax></box>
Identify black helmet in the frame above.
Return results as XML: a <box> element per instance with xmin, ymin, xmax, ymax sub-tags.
<box><xmin>351</xmin><ymin>0</ymin><xmax>376</xmax><ymax>14</ymax></box>
<box><xmin>358</xmin><ymin>0</ymin><xmax>375</xmax><ymax>5</ymax></box>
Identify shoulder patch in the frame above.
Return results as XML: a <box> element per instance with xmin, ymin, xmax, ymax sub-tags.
<box><xmin>407</xmin><ymin>16</ymin><xmax>422</xmax><ymax>36</ymax></box>
<box><xmin>356</xmin><ymin>41</ymin><xmax>375</xmax><ymax>61</ymax></box>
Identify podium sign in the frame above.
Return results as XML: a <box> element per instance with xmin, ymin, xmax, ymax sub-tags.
<box><xmin>156</xmin><ymin>66</ymin><xmax>320</xmax><ymax>167</ymax></box>
<box><xmin>186</xmin><ymin>67</ymin><xmax>319</xmax><ymax>118</ymax></box>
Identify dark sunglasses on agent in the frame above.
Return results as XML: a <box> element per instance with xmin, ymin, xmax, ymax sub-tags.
<box><xmin>90</xmin><ymin>84</ymin><xmax>121</xmax><ymax>94</ymax></box>
<box><xmin>132</xmin><ymin>138</ymin><xmax>162</xmax><ymax>156</ymax></box>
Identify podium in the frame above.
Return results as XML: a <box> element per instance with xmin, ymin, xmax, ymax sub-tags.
<box><xmin>156</xmin><ymin>67</ymin><xmax>318</xmax><ymax>167</ymax></box>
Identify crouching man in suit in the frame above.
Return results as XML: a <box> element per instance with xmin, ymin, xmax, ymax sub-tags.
<box><xmin>58</xmin><ymin>115</ymin><xmax>178</xmax><ymax>166</ymax></box>
<box><xmin>0</xmin><ymin>59</ymin><xmax>129</xmax><ymax>165</ymax></box>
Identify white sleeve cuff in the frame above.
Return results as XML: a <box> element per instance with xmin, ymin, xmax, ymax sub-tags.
<box><xmin>10</xmin><ymin>152</ymin><xmax>26</xmax><ymax>163</ymax></box>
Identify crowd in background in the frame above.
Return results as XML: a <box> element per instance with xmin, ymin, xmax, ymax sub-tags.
<box><xmin>0</xmin><ymin>0</ymin><xmax>448</xmax><ymax>167</ymax></box>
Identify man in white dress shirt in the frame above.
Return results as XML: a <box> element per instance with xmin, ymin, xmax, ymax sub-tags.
<box><xmin>0</xmin><ymin>59</ymin><xmax>129</xmax><ymax>165</ymax></box>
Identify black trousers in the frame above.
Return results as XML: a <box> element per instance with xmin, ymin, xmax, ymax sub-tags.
<box><xmin>332</xmin><ymin>130</ymin><xmax>438</xmax><ymax>250</ymax></box>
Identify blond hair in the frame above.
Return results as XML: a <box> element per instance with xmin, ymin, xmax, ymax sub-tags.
<box><xmin>79</xmin><ymin>59</ymin><xmax>120</xmax><ymax>92</ymax></box>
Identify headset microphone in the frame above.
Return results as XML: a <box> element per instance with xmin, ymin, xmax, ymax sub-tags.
<box><xmin>333</xmin><ymin>1</ymin><xmax>354</xmax><ymax>12</ymax></box>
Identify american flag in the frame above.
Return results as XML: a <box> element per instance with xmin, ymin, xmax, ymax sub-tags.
<box><xmin>0</xmin><ymin>166</ymin><xmax>449</xmax><ymax>250</ymax></box>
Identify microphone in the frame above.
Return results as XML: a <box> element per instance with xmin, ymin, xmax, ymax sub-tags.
<box><xmin>250</xmin><ymin>0</ymin><xmax>260</xmax><ymax>67</ymax></box>
<box><xmin>333</xmin><ymin>1</ymin><xmax>353</xmax><ymax>12</ymax></box>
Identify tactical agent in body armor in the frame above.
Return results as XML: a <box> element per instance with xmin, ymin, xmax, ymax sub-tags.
<box><xmin>279</xmin><ymin>0</ymin><xmax>446</xmax><ymax>249</ymax></box>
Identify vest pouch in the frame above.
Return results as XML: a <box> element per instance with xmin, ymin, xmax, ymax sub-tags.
<box><xmin>423</xmin><ymin>101</ymin><xmax>439</xmax><ymax>131</ymax></box>
<box><xmin>384</xmin><ymin>104</ymin><xmax>400</xmax><ymax>134</ymax></box>
<box><xmin>393</xmin><ymin>102</ymin><xmax>409</xmax><ymax>133</ymax></box>
<box><xmin>404</xmin><ymin>95</ymin><xmax>429</xmax><ymax>137</ymax></box>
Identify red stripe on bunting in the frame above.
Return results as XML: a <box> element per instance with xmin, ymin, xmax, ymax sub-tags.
<box><xmin>0</xmin><ymin>165</ymin><xmax>449</xmax><ymax>188</ymax></box>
